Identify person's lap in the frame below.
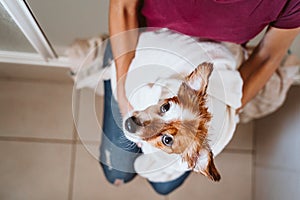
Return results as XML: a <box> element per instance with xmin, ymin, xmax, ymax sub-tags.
<box><xmin>99</xmin><ymin>40</ymin><xmax>190</xmax><ymax>195</ymax></box>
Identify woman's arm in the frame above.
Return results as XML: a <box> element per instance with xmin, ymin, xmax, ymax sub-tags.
<box><xmin>109</xmin><ymin>0</ymin><xmax>140</xmax><ymax>116</ymax></box>
<box><xmin>239</xmin><ymin>27</ymin><xmax>300</xmax><ymax>108</ymax></box>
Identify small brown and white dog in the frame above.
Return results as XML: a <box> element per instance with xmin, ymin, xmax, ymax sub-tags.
<box><xmin>124</xmin><ymin>62</ymin><xmax>221</xmax><ymax>181</ymax></box>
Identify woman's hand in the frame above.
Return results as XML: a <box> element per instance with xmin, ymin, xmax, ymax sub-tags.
<box><xmin>116</xmin><ymin>78</ymin><xmax>134</xmax><ymax>117</ymax></box>
<box><xmin>114</xmin><ymin>51</ymin><xmax>137</xmax><ymax>117</ymax></box>
<box><xmin>238</xmin><ymin>26</ymin><xmax>300</xmax><ymax>108</ymax></box>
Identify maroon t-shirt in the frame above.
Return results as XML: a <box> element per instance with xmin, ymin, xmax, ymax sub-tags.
<box><xmin>142</xmin><ymin>0</ymin><xmax>300</xmax><ymax>44</ymax></box>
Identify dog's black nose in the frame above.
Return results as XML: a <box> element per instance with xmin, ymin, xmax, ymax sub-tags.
<box><xmin>124</xmin><ymin>116</ymin><xmax>139</xmax><ymax>133</ymax></box>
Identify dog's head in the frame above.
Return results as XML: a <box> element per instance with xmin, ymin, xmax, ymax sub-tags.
<box><xmin>124</xmin><ymin>62</ymin><xmax>220</xmax><ymax>181</ymax></box>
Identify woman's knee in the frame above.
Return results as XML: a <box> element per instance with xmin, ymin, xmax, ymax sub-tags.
<box><xmin>100</xmin><ymin>163</ymin><xmax>137</xmax><ymax>186</ymax></box>
<box><xmin>150</xmin><ymin>184</ymin><xmax>175</xmax><ymax>195</ymax></box>
<box><xmin>149</xmin><ymin>171</ymin><xmax>191</xmax><ymax>195</ymax></box>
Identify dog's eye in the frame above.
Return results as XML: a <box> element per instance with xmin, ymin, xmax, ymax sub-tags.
<box><xmin>161</xmin><ymin>134</ymin><xmax>174</xmax><ymax>146</ymax></box>
<box><xmin>160</xmin><ymin>102</ymin><xmax>170</xmax><ymax>113</ymax></box>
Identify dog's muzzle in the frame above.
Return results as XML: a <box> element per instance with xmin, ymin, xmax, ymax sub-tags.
<box><xmin>124</xmin><ymin>116</ymin><xmax>142</xmax><ymax>133</ymax></box>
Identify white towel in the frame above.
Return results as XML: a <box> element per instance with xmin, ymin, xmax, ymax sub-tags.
<box><xmin>110</xmin><ymin>29</ymin><xmax>244</xmax><ymax>182</ymax></box>
<box><xmin>67</xmin><ymin>28</ymin><xmax>299</xmax><ymax>182</ymax></box>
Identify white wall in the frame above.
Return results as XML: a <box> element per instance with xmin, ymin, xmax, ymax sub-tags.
<box><xmin>27</xmin><ymin>0</ymin><xmax>109</xmax><ymax>47</ymax></box>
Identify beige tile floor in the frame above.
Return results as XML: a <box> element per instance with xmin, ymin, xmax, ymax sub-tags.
<box><xmin>0</xmin><ymin>141</ymin><xmax>72</xmax><ymax>200</ymax></box>
<box><xmin>0</xmin><ymin>77</ymin><xmax>254</xmax><ymax>200</ymax></box>
<box><xmin>0</xmin><ymin>80</ymin><xmax>74</xmax><ymax>140</ymax></box>
<box><xmin>254</xmin><ymin>86</ymin><xmax>300</xmax><ymax>200</ymax></box>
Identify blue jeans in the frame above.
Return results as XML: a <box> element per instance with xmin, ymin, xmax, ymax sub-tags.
<box><xmin>99</xmin><ymin>40</ymin><xmax>190</xmax><ymax>195</ymax></box>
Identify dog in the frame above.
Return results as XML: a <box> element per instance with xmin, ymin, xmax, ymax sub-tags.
<box><xmin>109</xmin><ymin>28</ymin><xmax>245</xmax><ymax>182</ymax></box>
<box><xmin>124</xmin><ymin>62</ymin><xmax>221</xmax><ymax>181</ymax></box>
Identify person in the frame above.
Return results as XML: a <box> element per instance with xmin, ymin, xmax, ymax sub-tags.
<box><xmin>100</xmin><ymin>0</ymin><xmax>300</xmax><ymax>195</ymax></box>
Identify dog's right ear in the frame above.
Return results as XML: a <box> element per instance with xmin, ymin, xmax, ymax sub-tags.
<box><xmin>193</xmin><ymin>149</ymin><xmax>221</xmax><ymax>182</ymax></box>
<box><xmin>185</xmin><ymin>62</ymin><xmax>213</xmax><ymax>93</ymax></box>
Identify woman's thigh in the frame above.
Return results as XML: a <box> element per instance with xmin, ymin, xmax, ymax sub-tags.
<box><xmin>99</xmin><ymin>41</ymin><xmax>141</xmax><ymax>184</ymax></box>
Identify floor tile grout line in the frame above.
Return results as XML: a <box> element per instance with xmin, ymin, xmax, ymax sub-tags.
<box><xmin>68</xmin><ymin>127</ymin><xmax>78</xmax><ymax>200</ymax></box>
<box><xmin>0</xmin><ymin>139</ymin><xmax>255</xmax><ymax>152</ymax></box>
<box><xmin>0</xmin><ymin>136</ymin><xmax>74</xmax><ymax>144</ymax></box>
<box><xmin>72</xmin><ymin>87</ymin><xmax>83</xmax><ymax>143</ymax></box>
<box><xmin>75</xmin><ymin>140</ymin><xmax>100</xmax><ymax>145</ymax></box>
<box><xmin>0</xmin><ymin>76</ymin><xmax>73</xmax><ymax>85</ymax></box>
<box><xmin>223</xmin><ymin>148</ymin><xmax>254</xmax><ymax>154</ymax></box>
<box><xmin>255</xmin><ymin>163</ymin><xmax>300</xmax><ymax>173</ymax></box>
<box><xmin>251</xmin><ymin>121</ymin><xmax>257</xmax><ymax>200</ymax></box>
<box><xmin>0</xmin><ymin>136</ymin><xmax>101</xmax><ymax>145</ymax></box>
<box><xmin>68</xmin><ymin>88</ymin><xmax>81</xmax><ymax>200</ymax></box>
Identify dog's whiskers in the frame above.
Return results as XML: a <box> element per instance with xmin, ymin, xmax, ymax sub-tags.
<box><xmin>119</xmin><ymin>134</ymin><xmax>139</xmax><ymax>150</ymax></box>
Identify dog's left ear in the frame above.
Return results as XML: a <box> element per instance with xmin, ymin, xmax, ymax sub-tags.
<box><xmin>185</xmin><ymin>62</ymin><xmax>213</xmax><ymax>93</ymax></box>
<box><xmin>193</xmin><ymin>149</ymin><xmax>221</xmax><ymax>182</ymax></box>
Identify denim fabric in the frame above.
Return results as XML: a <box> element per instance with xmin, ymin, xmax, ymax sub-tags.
<box><xmin>99</xmin><ymin>40</ymin><xmax>190</xmax><ymax>195</ymax></box>
<box><xmin>100</xmin><ymin>80</ymin><xmax>141</xmax><ymax>182</ymax></box>
<box><xmin>148</xmin><ymin>171</ymin><xmax>191</xmax><ymax>195</ymax></box>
